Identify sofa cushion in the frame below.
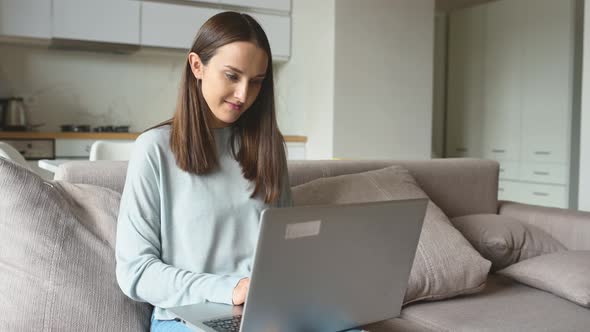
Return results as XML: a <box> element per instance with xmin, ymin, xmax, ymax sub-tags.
<box><xmin>451</xmin><ymin>214</ymin><xmax>566</xmax><ymax>271</ymax></box>
<box><xmin>499</xmin><ymin>201</ymin><xmax>590</xmax><ymax>250</ymax></box>
<box><xmin>498</xmin><ymin>251</ymin><xmax>590</xmax><ymax>308</ymax></box>
<box><xmin>401</xmin><ymin>274</ymin><xmax>590</xmax><ymax>332</ymax></box>
<box><xmin>0</xmin><ymin>158</ymin><xmax>151</xmax><ymax>331</ymax></box>
<box><xmin>291</xmin><ymin>165</ymin><xmax>491</xmax><ymax>304</ymax></box>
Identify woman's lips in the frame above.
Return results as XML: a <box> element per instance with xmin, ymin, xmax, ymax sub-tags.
<box><xmin>226</xmin><ymin>101</ymin><xmax>241</xmax><ymax>111</ymax></box>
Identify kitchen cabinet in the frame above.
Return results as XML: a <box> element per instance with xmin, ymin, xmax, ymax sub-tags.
<box><xmin>498</xmin><ymin>180</ymin><xmax>567</xmax><ymax>208</ymax></box>
<box><xmin>0</xmin><ymin>0</ymin><xmax>51</xmax><ymax>39</ymax></box>
<box><xmin>247</xmin><ymin>12</ymin><xmax>291</xmax><ymax>59</ymax></box>
<box><xmin>520</xmin><ymin>162</ymin><xmax>568</xmax><ymax>185</ymax></box>
<box><xmin>286</xmin><ymin>142</ymin><xmax>305</xmax><ymax>160</ymax></box>
<box><xmin>498</xmin><ymin>180</ymin><xmax>521</xmax><ymax>202</ymax></box>
<box><xmin>445</xmin><ymin>5</ymin><xmax>484</xmax><ymax>158</ymax></box>
<box><xmin>498</xmin><ymin>161</ymin><xmax>520</xmax><ymax>181</ymax></box>
<box><xmin>140</xmin><ymin>1</ymin><xmax>290</xmax><ymax>59</ymax></box>
<box><xmin>446</xmin><ymin>0</ymin><xmax>575</xmax><ymax>208</ymax></box>
<box><xmin>520</xmin><ymin>0</ymin><xmax>573</xmax><ymax>164</ymax></box>
<box><xmin>220</xmin><ymin>0</ymin><xmax>291</xmax><ymax>12</ymax></box>
<box><xmin>0</xmin><ymin>0</ymin><xmax>291</xmax><ymax>60</ymax></box>
<box><xmin>55</xmin><ymin>139</ymin><xmax>135</xmax><ymax>159</ymax></box>
<box><xmin>55</xmin><ymin>139</ymin><xmax>97</xmax><ymax>158</ymax></box>
<box><xmin>482</xmin><ymin>0</ymin><xmax>521</xmax><ymax>162</ymax></box>
<box><xmin>184</xmin><ymin>0</ymin><xmax>220</xmax><ymax>4</ymax></box>
<box><xmin>52</xmin><ymin>0</ymin><xmax>140</xmax><ymax>45</ymax></box>
<box><xmin>517</xmin><ymin>183</ymin><xmax>568</xmax><ymax>208</ymax></box>
<box><xmin>141</xmin><ymin>2</ymin><xmax>220</xmax><ymax>49</ymax></box>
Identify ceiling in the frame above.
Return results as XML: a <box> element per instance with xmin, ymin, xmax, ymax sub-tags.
<box><xmin>436</xmin><ymin>0</ymin><xmax>498</xmax><ymax>12</ymax></box>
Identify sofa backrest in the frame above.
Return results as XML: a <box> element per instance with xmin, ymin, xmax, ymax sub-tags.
<box><xmin>55</xmin><ymin>158</ymin><xmax>499</xmax><ymax>218</ymax></box>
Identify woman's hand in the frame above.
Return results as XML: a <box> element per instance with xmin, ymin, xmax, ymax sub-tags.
<box><xmin>232</xmin><ymin>277</ymin><xmax>250</xmax><ymax>305</ymax></box>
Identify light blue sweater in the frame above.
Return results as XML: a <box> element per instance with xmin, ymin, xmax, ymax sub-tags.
<box><xmin>115</xmin><ymin>125</ymin><xmax>292</xmax><ymax>320</ymax></box>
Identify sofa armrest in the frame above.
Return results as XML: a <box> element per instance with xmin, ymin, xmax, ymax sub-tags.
<box><xmin>54</xmin><ymin>160</ymin><xmax>128</xmax><ymax>194</ymax></box>
<box><xmin>498</xmin><ymin>201</ymin><xmax>590</xmax><ymax>250</ymax></box>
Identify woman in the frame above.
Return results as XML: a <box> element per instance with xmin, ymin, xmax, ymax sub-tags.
<box><xmin>115</xmin><ymin>11</ymin><xmax>292</xmax><ymax>331</ymax></box>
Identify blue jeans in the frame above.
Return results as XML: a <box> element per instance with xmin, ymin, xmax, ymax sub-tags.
<box><xmin>150</xmin><ymin>311</ymin><xmax>368</xmax><ymax>332</ymax></box>
<box><xmin>150</xmin><ymin>311</ymin><xmax>193</xmax><ymax>332</ymax></box>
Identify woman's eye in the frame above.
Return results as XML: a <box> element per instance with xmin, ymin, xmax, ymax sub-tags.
<box><xmin>225</xmin><ymin>73</ymin><xmax>239</xmax><ymax>81</ymax></box>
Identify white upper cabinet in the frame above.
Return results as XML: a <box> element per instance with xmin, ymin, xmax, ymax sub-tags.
<box><xmin>140</xmin><ymin>2</ymin><xmax>291</xmax><ymax>59</ymax></box>
<box><xmin>220</xmin><ymin>0</ymin><xmax>291</xmax><ymax>12</ymax></box>
<box><xmin>0</xmin><ymin>0</ymin><xmax>51</xmax><ymax>39</ymax></box>
<box><xmin>248</xmin><ymin>13</ymin><xmax>291</xmax><ymax>59</ymax></box>
<box><xmin>185</xmin><ymin>0</ymin><xmax>220</xmax><ymax>4</ymax></box>
<box><xmin>0</xmin><ymin>0</ymin><xmax>291</xmax><ymax>59</ymax></box>
<box><xmin>52</xmin><ymin>0</ymin><xmax>140</xmax><ymax>45</ymax></box>
<box><xmin>141</xmin><ymin>2</ymin><xmax>220</xmax><ymax>50</ymax></box>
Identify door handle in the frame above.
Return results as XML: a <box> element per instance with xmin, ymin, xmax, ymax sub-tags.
<box><xmin>535</xmin><ymin>151</ymin><xmax>551</xmax><ymax>155</ymax></box>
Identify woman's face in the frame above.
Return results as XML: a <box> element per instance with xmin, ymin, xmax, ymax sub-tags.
<box><xmin>189</xmin><ymin>41</ymin><xmax>269</xmax><ymax>128</ymax></box>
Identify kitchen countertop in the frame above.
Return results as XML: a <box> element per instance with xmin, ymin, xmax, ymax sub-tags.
<box><xmin>0</xmin><ymin>131</ymin><xmax>308</xmax><ymax>142</ymax></box>
<box><xmin>0</xmin><ymin>131</ymin><xmax>141</xmax><ymax>140</ymax></box>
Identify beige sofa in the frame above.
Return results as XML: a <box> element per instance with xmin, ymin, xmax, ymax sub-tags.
<box><xmin>44</xmin><ymin>158</ymin><xmax>590</xmax><ymax>331</ymax></box>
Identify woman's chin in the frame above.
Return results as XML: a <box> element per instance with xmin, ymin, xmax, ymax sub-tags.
<box><xmin>213</xmin><ymin>114</ymin><xmax>239</xmax><ymax>127</ymax></box>
<box><xmin>222</xmin><ymin>116</ymin><xmax>240</xmax><ymax>124</ymax></box>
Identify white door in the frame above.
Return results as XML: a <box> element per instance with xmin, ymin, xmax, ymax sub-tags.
<box><xmin>520</xmin><ymin>0</ymin><xmax>573</xmax><ymax>164</ymax></box>
<box><xmin>446</xmin><ymin>5</ymin><xmax>485</xmax><ymax>157</ymax></box>
<box><xmin>482</xmin><ymin>0</ymin><xmax>521</xmax><ymax>162</ymax></box>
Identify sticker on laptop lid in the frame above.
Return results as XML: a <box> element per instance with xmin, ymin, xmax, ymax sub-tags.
<box><xmin>285</xmin><ymin>220</ymin><xmax>322</xmax><ymax>239</ymax></box>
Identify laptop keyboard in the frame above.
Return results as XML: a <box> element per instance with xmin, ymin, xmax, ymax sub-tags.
<box><xmin>203</xmin><ymin>315</ymin><xmax>242</xmax><ymax>332</ymax></box>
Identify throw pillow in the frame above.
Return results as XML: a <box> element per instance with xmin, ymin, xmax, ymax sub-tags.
<box><xmin>292</xmin><ymin>165</ymin><xmax>492</xmax><ymax>305</ymax></box>
<box><xmin>0</xmin><ymin>158</ymin><xmax>151</xmax><ymax>331</ymax></box>
<box><xmin>498</xmin><ymin>251</ymin><xmax>590</xmax><ymax>308</ymax></box>
<box><xmin>451</xmin><ymin>214</ymin><xmax>566</xmax><ymax>271</ymax></box>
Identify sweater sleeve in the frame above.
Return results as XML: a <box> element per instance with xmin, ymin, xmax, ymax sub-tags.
<box><xmin>115</xmin><ymin>134</ymin><xmax>242</xmax><ymax>308</ymax></box>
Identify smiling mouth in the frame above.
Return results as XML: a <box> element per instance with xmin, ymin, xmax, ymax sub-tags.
<box><xmin>225</xmin><ymin>101</ymin><xmax>242</xmax><ymax>111</ymax></box>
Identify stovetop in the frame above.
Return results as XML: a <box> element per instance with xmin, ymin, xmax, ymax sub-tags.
<box><xmin>60</xmin><ymin>125</ymin><xmax>130</xmax><ymax>133</ymax></box>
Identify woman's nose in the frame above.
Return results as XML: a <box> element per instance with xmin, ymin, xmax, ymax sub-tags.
<box><xmin>234</xmin><ymin>81</ymin><xmax>249</xmax><ymax>103</ymax></box>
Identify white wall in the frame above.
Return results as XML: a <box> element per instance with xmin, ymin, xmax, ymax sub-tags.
<box><xmin>274</xmin><ymin>0</ymin><xmax>335</xmax><ymax>159</ymax></box>
<box><xmin>333</xmin><ymin>0</ymin><xmax>434</xmax><ymax>159</ymax></box>
<box><xmin>579</xmin><ymin>0</ymin><xmax>590</xmax><ymax>211</ymax></box>
<box><xmin>432</xmin><ymin>13</ymin><xmax>447</xmax><ymax>158</ymax></box>
<box><xmin>0</xmin><ymin>44</ymin><xmax>303</xmax><ymax>135</ymax></box>
<box><xmin>0</xmin><ymin>44</ymin><xmax>185</xmax><ymax>132</ymax></box>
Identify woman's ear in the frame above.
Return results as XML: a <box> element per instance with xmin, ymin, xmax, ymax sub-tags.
<box><xmin>188</xmin><ymin>52</ymin><xmax>204</xmax><ymax>80</ymax></box>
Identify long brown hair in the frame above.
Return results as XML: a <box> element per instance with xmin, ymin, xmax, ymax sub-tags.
<box><xmin>150</xmin><ymin>11</ymin><xmax>287</xmax><ymax>204</ymax></box>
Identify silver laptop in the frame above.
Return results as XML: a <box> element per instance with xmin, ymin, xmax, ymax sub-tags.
<box><xmin>169</xmin><ymin>198</ymin><xmax>427</xmax><ymax>332</ymax></box>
